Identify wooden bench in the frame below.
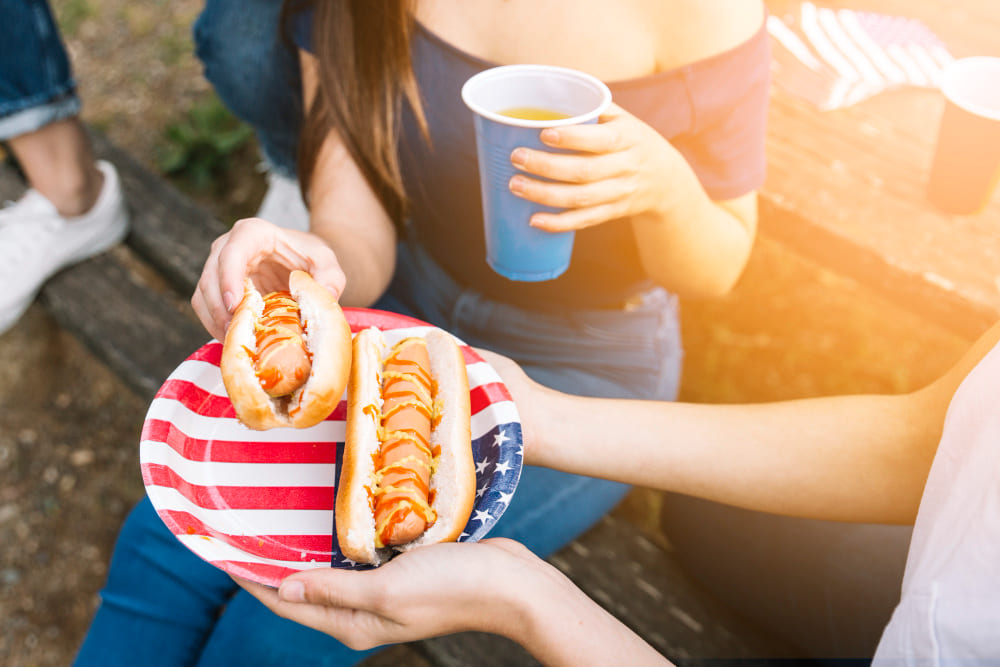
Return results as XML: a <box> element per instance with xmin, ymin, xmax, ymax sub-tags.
<box><xmin>0</xmin><ymin>132</ymin><xmax>798</xmax><ymax>665</ymax></box>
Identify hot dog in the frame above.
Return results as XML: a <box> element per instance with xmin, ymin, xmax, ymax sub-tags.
<box><xmin>220</xmin><ymin>270</ymin><xmax>352</xmax><ymax>430</ymax></box>
<box><xmin>336</xmin><ymin>326</ymin><xmax>474</xmax><ymax>565</ymax></box>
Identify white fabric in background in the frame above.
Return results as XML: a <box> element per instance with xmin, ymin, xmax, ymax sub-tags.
<box><xmin>768</xmin><ymin>3</ymin><xmax>954</xmax><ymax>110</ymax></box>
<box><xmin>873</xmin><ymin>339</ymin><xmax>1000</xmax><ymax>663</ymax></box>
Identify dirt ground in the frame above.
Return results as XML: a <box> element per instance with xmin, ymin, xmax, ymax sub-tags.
<box><xmin>0</xmin><ymin>2</ymin><xmax>979</xmax><ymax>666</ymax></box>
<box><xmin>0</xmin><ymin>3</ymin><xmax>264</xmax><ymax>665</ymax></box>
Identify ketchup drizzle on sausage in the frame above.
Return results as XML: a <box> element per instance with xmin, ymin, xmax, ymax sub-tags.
<box><xmin>252</xmin><ymin>291</ymin><xmax>311</xmax><ymax>397</ymax></box>
<box><xmin>373</xmin><ymin>338</ymin><xmax>438</xmax><ymax>547</ymax></box>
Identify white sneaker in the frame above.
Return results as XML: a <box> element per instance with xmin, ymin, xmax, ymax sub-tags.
<box><xmin>256</xmin><ymin>172</ymin><xmax>310</xmax><ymax>231</ymax></box>
<box><xmin>0</xmin><ymin>160</ymin><xmax>129</xmax><ymax>335</ymax></box>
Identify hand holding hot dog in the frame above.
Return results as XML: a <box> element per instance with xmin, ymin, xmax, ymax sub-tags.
<box><xmin>192</xmin><ymin>218</ymin><xmax>346</xmax><ymax>343</ymax></box>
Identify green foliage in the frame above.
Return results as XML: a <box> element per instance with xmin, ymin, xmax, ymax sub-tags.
<box><xmin>155</xmin><ymin>97</ymin><xmax>253</xmax><ymax>190</ymax></box>
<box><xmin>54</xmin><ymin>0</ymin><xmax>95</xmax><ymax>37</ymax></box>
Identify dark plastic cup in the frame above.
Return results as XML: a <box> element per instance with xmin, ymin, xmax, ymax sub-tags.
<box><xmin>926</xmin><ymin>57</ymin><xmax>1000</xmax><ymax>215</ymax></box>
<box><xmin>462</xmin><ymin>65</ymin><xmax>612</xmax><ymax>281</ymax></box>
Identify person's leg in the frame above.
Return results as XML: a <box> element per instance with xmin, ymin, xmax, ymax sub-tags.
<box><xmin>0</xmin><ymin>0</ymin><xmax>100</xmax><ymax>213</ymax></box>
<box><xmin>660</xmin><ymin>492</ymin><xmax>910</xmax><ymax>660</ymax></box>
<box><xmin>193</xmin><ymin>0</ymin><xmax>308</xmax><ymax>228</ymax></box>
<box><xmin>74</xmin><ymin>497</ymin><xmax>240</xmax><ymax>666</ymax></box>
<box><xmin>0</xmin><ymin>0</ymin><xmax>128</xmax><ymax>336</ymax></box>
<box><xmin>196</xmin><ymin>589</ymin><xmax>381</xmax><ymax>667</ymax></box>
<box><xmin>0</xmin><ymin>0</ymin><xmax>79</xmax><ymax>141</ymax></box>
<box><xmin>8</xmin><ymin>117</ymin><xmax>103</xmax><ymax>216</ymax></box>
<box><xmin>193</xmin><ymin>0</ymin><xmax>301</xmax><ymax>179</ymax></box>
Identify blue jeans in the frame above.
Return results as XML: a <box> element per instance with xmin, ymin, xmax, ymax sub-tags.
<box><xmin>0</xmin><ymin>0</ymin><xmax>80</xmax><ymax>140</ymax></box>
<box><xmin>76</xmin><ymin>240</ymin><xmax>683</xmax><ymax>665</ymax></box>
<box><xmin>193</xmin><ymin>0</ymin><xmax>301</xmax><ymax>178</ymax></box>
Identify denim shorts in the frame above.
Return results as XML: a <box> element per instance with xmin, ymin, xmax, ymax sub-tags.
<box><xmin>193</xmin><ymin>0</ymin><xmax>301</xmax><ymax>177</ymax></box>
<box><xmin>376</xmin><ymin>236</ymin><xmax>684</xmax><ymax>402</ymax></box>
<box><xmin>0</xmin><ymin>0</ymin><xmax>80</xmax><ymax>140</ymax></box>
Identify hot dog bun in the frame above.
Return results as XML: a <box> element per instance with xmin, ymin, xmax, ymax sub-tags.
<box><xmin>337</xmin><ymin>326</ymin><xmax>474</xmax><ymax>565</ymax></box>
<box><xmin>221</xmin><ymin>270</ymin><xmax>351</xmax><ymax>430</ymax></box>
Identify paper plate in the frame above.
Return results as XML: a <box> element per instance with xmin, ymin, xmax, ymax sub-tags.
<box><xmin>140</xmin><ymin>308</ymin><xmax>523</xmax><ymax>587</ymax></box>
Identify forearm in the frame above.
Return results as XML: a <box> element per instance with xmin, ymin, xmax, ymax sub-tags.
<box><xmin>632</xmin><ymin>179</ymin><xmax>756</xmax><ymax>299</ymax></box>
<box><xmin>505</xmin><ymin>559</ymin><xmax>669</xmax><ymax>666</ymax></box>
<box><xmin>299</xmin><ymin>49</ymin><xmax>396</xmax><ymax>307</ymax></box>
<box><xmin>527</xmin><ymin>384</ymin><xmax>943</xmax><ymax>524</ymax></box>
<box><xmin>307</xmin><ymin>133</ymin><xmax>397</xmax><ymax>308</ymax></box>
<box><xmin>313</xmin><ymin>222</ymin><xmax>395</xmax><ymax>308</ymax></box>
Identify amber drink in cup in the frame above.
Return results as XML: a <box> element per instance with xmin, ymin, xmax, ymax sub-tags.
<box><xmin>462</xmin><ymin>65</ymin><xmax>612</xmax><ymax>281</ymax></box>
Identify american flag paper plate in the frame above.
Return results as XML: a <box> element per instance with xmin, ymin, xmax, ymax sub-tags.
<box><xmin>140</xmin><ymin>308</ymin><xmax>523</xmax><ymax>587</ymax></box>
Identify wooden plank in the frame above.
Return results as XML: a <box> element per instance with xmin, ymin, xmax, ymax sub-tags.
<box><xmin>38</xmin><ymin>247</ymin><xmax>208</xmax><ymax>403</ymax></box>
<box><xmin>759</xmin><ymin>196</ymin><xmax>998</xmax><ymax>339</ymax></box>
<box><xmin>89</xmin><ymin>131</ymin><xmax>229</xmax><ymax>296</ymax></box>
<box><xmin>555</xmin><ymin>515</ymin><xmax>797</xmax><ymax>660</ymax></box>
<box><xmin>416</xmin><ymin>515</ymin><xmax>797</xmax><ymax>664</ymax></box>
<box><xmin>360</xmin><ymin>644</ymin><xmax>435</xmax><ymax>667</ymax></box>
<box><xmin>420</xmin><ymin>634</ymin><xmax>541</xmax><ymax>666</ymax></box>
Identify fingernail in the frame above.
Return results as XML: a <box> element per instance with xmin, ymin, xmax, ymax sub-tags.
<box><xmin>223</xmin><ymin>291</ymin><xmax>238</xmax><ymax>312</ymax></box>
<box><xmin>509</xmin><ymin>177</ymin><xmax>525</xmax><ymax>194</ymax></box>
<box><xmin>510</xmin><ymin>148</ymin><xmax>528</xmax><ymax>167</ymax></box>
<box><xmin>540</xmin><ymin>128</ymin><xmax>559</xmax><ymax>143</ymax></box>
<box><xmin>279</xmin><ymin>580</ymin><xmax>305</xmax><ymax>602</ymax></box>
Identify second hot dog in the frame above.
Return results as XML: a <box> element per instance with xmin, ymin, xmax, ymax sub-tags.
<box><xmin>375</xmin><ymin>338</ymin><xmax>436</xmax><ymax>546</ymax></box>
<box><xmin>336</xmin><ymin>326</ymin><xmax>474</xmax><ymax>565</ymax></box>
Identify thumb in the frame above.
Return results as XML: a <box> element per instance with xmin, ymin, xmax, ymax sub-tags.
<box><xmin>217</xmin><ymin>247</ymin><xmax>257</xmax><ymax>313</ymax></box>
<box><xmin>279</xmin><ymin>569</ymin><xmax>375</xmax><ymax>611</ymax></box>
<box><xmin>309</xmin><ymin>265</ymin><xmax>347</xmax><ymax>302</ymax></box>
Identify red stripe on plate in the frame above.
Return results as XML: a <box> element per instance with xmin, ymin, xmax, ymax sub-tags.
<box><xmin>186</xmin><ymin>341</ymin><xmax>223</xmax><ymax>366</ymax></box>
<box><xmin>158</xmin><ymin>510</ymin><xmax>334</xmax><ymax>561</ymax></box>
<box><xmin>157</xmin><ymin>379</ymin><xmax>235</xmax><ymax>417</ymax></box>
<box><xmin>217</xmin><ymin>561</ymin><xmax>305</xmax><ymax>587</ymax></box>
<box><xmin>141</xmin><ymin>419</ymin><xmax>340</xmax><ymax>463</ymax></box>
<box><xmin>462</xmin><ymin>346</ymin><xmax>484</xmax><ymax>365</ymax></box>
<box><xmin>143</xmin><ymin>463</ymin><xmax>334</xmax><ymax>510</ymax></box>
<box><xmin>343</xmin><ymin>307</ymin><xmax>429</xmax><ymax>332</ymax></box>
<box><xmin>157</xmin><ymin>380</ymin><xmax>347</xmax><ymax>422</ymax></box>
<box><xmin>470</xmin><ymin>382</ymin><xmax>512</xmax><ymax>414</ymax></box>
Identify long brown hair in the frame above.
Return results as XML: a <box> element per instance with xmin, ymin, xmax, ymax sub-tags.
<box><xmin>288</xmin><ymin>0</ymin><xmax>427</xmax><ymax>227</ymax></box>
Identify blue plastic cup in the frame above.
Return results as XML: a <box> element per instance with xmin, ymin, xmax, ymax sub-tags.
<box><xmin>461</xmin><ymin>65</ymin><xmax>612</xmax><ymax>281</ymax></box>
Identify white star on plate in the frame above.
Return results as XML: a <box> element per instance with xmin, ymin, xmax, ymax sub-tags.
<box><xmin>472</xmin><ymin>509</ymin><xmax>493</xmax><ymax>524</ymax></box>
<box><xmin>494</xmin><ymin>459</ymin><xmax>512</xmax><ymax>475</ymax></box>
<box><xmin>342</xmin><ymin>557</ymin><xmax>357</xmax><ymax>567</ymax></box>
<box><xmin>516</xmin><ymin>444</ymin><xmax>524</xmax><ymax>457</ymax></box>
<box><xmin>476</xmin><ymin>485</ymin><xmax>487</xmax><ymax>498</ymax></box>
<box><xmin>497</xmin><ymin>490</ymin><xmax>514</xmax><ymax>506</ymax></box>
<box><xmin>493</xmin><ymin>429</ymin><xmax>510</xmax><ymax>448</ymax></box>
<box><xmin>475</xmin><ymin>458</ymin><xmax>491</xmax><ymax>475</ymax></box>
